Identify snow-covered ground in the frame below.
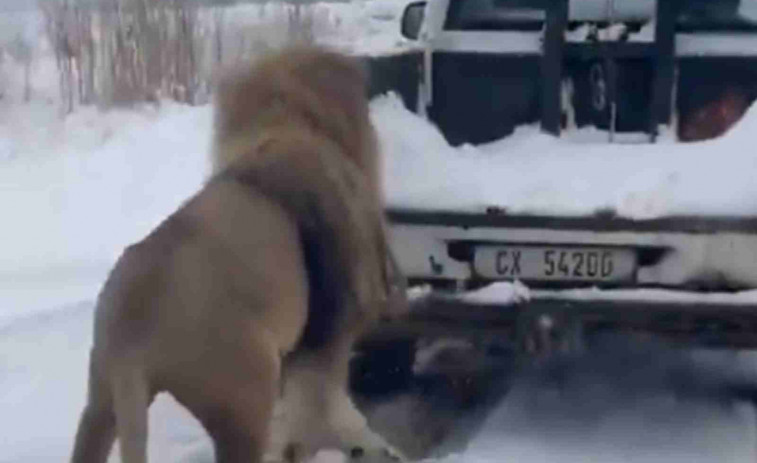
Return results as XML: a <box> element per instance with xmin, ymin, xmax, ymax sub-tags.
<box><xmin>4</xmin><ymin>0</ymin><xmax>757</xmax><ymax>461</ymax></box>
<box><xmin>0</xmin><ymin>101</ymin><xmax>213</xmax><ymax>323</ymax></box>
<box><xmin>0</xmin><ymin>302</ymin><xmax>217</xmax><ymax>462</ymax></box>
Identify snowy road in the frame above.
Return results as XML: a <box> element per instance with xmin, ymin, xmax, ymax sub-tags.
<box><xmin>3</xmin><ymin>301</ymin><xmax>757</xmax><ymax>462</ymax></box>
<box><xmin>441</xmin><ymin>344</ymin><xmax>757</xmax><ymax>463</ymax></box>
<box><xmin>0</xmin><ymin>302</ymin><xmax>213</xmax><ymax>463</ymax></box>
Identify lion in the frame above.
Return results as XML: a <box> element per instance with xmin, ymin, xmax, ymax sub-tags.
<box><xmin>70</xmin><ymin>46</ymin><xmax>407</xmax><ymax>463</ymax></box>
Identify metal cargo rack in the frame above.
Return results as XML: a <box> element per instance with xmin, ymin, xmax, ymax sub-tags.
<box><xmin>365</xmin><ymin>0</ymin><xmax>757</xmax><ymax>146</ymax></box>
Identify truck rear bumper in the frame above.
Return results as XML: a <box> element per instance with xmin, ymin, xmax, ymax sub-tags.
<box><xmin>387</xmin><ymin>208</ymin><xmax>757</xmax><ymax>290</ymax></box>
<box><xmin>368</xmin><ymin>288</ymin><xmax>757</xmax><ymax>350</ymax></box>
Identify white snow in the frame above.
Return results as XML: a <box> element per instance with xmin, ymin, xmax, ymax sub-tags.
<box><xmin>407</xmin><ymin>284</ymin><xmax>434</xmax><ymax>301</ymax></box>
<box><xmin>451</xmin><ymin>283</ymin><xmax>757</xmax><ymax>307</ymax></box>
<box><xmin>677</xmin><ymin>33</ymin><xmax>757</xmax><ymax>57</ymax></box>
<box><xmin>319</xmin><ymin>0</ymin><xmax>419</xmax><ymax>56</ymax></box>
<box><xmin>459</xmin><ymin>281</ymin><xmax>531</xmax><ymax>306</ymax></box>
<box><xmin>569</xmin><ymin>0</ymin><xmax>656</xmax><ymax>22</ymax></box>
<box><xmin>209</xmin><ymin>0</ymin><xmax>416</xmax><ymax>58</ymax></box>
<box><xmin>374</xmin><ymin>92</ymin><xmax>757</xmax><ymax>219</ymax></box>
<box><xmin>0</xmin><ymin>101</ymin><xmax>213</xmax><ymax>323</ymax></box>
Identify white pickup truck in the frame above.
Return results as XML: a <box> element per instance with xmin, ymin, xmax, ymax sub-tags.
<box><xmin>359</xmin><ymin>0</ymin><xmax>757</xmax><ymax>358</ymax></box>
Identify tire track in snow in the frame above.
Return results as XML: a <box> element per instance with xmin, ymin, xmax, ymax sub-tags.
<box><xmin>435</xmin><ymin>335</ymin><xmax>757</xmax><ymax>463</ymax></box>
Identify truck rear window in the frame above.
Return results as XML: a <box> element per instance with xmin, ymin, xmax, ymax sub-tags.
<box><xmin>445</xmin><ymin>0</ymin><xmax>546</xmax><ymax>32</ymax></box>
<box><xmin>443</xmin><ymin>0</ymin><xmax>757</xmax><ymax>33</ymax></box>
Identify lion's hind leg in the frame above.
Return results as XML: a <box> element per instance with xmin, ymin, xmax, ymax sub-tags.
<box><xmin>111</xmin><ymin>364</ymin><xmax>151</xmax><ymax>463</ymax></box>
<box><xmin>326</xmin><ymin>388</ymin><xmax>405</xmax><ymax>463</ymax></box>
<box><xmin>168</xmin><ymin>327</ymin><xmax>283</xmax><ymax>463</ymax></box>
<box><xmin>70</xmin><ymin>354</ymin><xmax>117</xmax><ymax>463</ymax></box>
<box><xmin>274</xmin><ymin>357</ymin><xmax>406</xmax><ymax>463</ymax></box>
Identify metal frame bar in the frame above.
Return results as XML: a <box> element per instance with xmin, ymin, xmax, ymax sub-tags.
<box><xmin>540</xmin><ymin>0</ymin><xmax>568</xmax><ymax>135</ymax></box>
<box><xmin>364</xmin><ymin>294</ymin><xmax>757</xmax><ymax>349</ymax></box>
<box><xmin>387</xmin><ymin>208</ymin><xmax>757</xmax><ymax>234</ymax></box>
<box><xmin>424</xmin><ymin>34</ymin><xmax>757</xmax><ymax>58</ymax></box>
<box><xmin>649</xmin><ymin>0</ymin><xmax>678</xmax><ymax>139</ymax></box>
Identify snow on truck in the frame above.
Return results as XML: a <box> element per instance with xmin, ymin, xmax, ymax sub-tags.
<box><xmin>353</xmin><ymin>0</ymin><xmax>757</xmax><ymax>379</ymax></box>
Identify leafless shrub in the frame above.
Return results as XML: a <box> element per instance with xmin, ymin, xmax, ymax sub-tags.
<box><xmin>7</xmin><ymin>34</ymin><xmax>33</xmax><ymax>102</ymax></box>
<box><xmin>0</xmin><ymin>47</ymin><xmax>6</xmax><ymax>101</ymax></box>
<box><xmin>287</xmin><ymin>2</ymin><xmax>316</xmax><ymax>45</ymax></box>
<box><xmin>40</xmin><ymin>0</ymin><xmax>78</xmax><ymax>113</ymax></box>
<box><xmin>36</xmin><ymin>0</ymin><xmax>336</xmax><ymax>110</ymax></box>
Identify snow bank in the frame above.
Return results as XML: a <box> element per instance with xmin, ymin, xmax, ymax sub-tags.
<box><xmin>458</xmin><ymin>281</ymin><xmax>531</xmax><ymax>305</ymax></box>
<box><xmin>447</xmin><ymin>283</ymin><xmax>757</xmax><ymax>307</ymax></box>
<box><xmin>317</xmin><ymin>0</ymin><xmax>418</xmax><ymax>56</ymax></box>
<box><xmin>207</xmin><ymin>0</ymin><xmax>414</xmax><ymax>60</ymax></box>
<box><xmin>373</xmin><ymin>93</ymin><xmax>757</xmax><ymax>219</ymax></box>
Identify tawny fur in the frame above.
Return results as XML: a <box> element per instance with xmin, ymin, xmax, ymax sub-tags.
<box><xmin>70</xmin><ymin>46</ymin><xmax>407</xmax><ymax>463</ymax></box>
<box><xmin>212</xmin><ymin>47</ymin><xmax>407</xmax><ymax>321</ymax></box>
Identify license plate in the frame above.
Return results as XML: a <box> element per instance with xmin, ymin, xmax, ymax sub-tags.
<box><xmin>473</xmin><ymin>245</ymin><xmax>636</xmax><ymax>282</ymax></box>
